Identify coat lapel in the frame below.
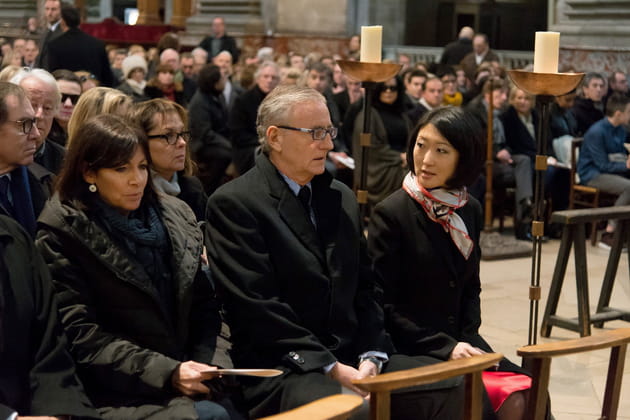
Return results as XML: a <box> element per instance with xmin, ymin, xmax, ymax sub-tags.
<box><xmin>260</xmin><ymin>155</ymin><xmax>326</xmax><ymax>265</ymax></box>
<box><xmin>409</xmin><ymin>196</ymin><xmax>458</xmax><ymax>278</ymax></box>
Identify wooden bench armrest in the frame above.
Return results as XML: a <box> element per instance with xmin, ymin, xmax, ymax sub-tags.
<box><xmin>352</xmin><ymin>353</ymin><xmax>503</xmax><ymax>393</ymax></box>
<box><xmin>259</xmin><ymin>394</ymin><xmax>364</xmax><ymax>420</ymax></box>
<box><xmin>517</xmin><ymin>328</ymin><xmax>630</xmax><ymax>358</ymax></box>
<box><xmin>551</xmin><ymin>206</ymin><xmax>630</xmax><ymax>224</ymax></box>
<box><xmin>573</xmin><ymin>185</ymin><xmax>598</xmax><ymax>193</ymax></box>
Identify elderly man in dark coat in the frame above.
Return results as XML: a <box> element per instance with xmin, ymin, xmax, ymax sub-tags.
<box><xmin>0</xmin><ymin>215</ymin><xmax>99</xmax><ymax>419</ymax></box>
<box><xmin>205</xmin><ymin>85</ymin><xmax>463</xmax><ymax>419</ymax></box>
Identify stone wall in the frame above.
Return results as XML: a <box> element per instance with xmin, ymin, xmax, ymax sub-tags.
<box><xmin>551</xmin><ymin>0</ymin><xmax>630</xmax><ymax>73</ymax></box>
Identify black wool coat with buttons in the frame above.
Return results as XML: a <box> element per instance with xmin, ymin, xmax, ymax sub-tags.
<box><xmin>368</xmin><ymin>188</ymin><xmax>526</xmax><ymax>377</ymax></box>
<box><xmin>206</xmin><ymin>153</ymin><xmax>395</xmax><ymax>373</ymax></box>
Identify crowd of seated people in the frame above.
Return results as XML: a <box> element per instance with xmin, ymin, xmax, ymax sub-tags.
<box><xmin>2</xmin><ymin>7</ymin><xmax>629</xmax><ymax>418</ymax></box>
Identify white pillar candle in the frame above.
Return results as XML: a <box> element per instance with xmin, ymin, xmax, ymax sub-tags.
<box><xmin>533</xmin><ymin>31</ymin><xmax>560</xmax><ymax>73</ymax></box>
<box><xmin>360</xmin><ymin>25</ymin><xmax>382</xmax><ymax>63</ymax></box>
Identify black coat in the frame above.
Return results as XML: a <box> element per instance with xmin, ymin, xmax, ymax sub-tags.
<box><xmin>228</xmin><ymin>85</ymin><xmax>266</xmax><ymax>175</ymax></box>
<box><xmin>440</xmin><ymin>38</ymin><xmax>473</xmax><ymax>67</ymax></box>
<box><xmin>0</xmin><ymin>215</ymin><xmax>98</xmax><ymax>419</ymax></box>
<box><xmin>44</xmin><ymin>28</ymin><xmax>114</xmax><ymax>88</ymax></box>
<box><xmin>571</xmin><ymin>96</ymin><xmax>604</xmax><ymax>137</ymax></box>
<box><xmin>177</xmin><ymin>174</ymin><xmax>209</xmax><ymax>222</ymax></box>
<box><xmin>205</xmin><ymin>153</ymin><xmax>394</xmax><ymax>372</ymax></box>
<box><xmin>188</xmin><ymin>90</ymin><xmax>232</xmax><ymax>164</ymax></box>
<box><xmin>34</xmin><ymin>139</ymin><xmax>66</xmax><ymax>175</ymax></box>
<box><xmin>36</xmin><ymin>194</ymin><xmax>227</xmax><ymax>416</ymax></box>
<box><xmin>368</xmin><ymin>189</ymin><xmax>527</xmax><ymax>374</ymax></box>
<box><xmin>199</xmin><ymin>34</ymin><xmax>240</xmax><ymax>63</ymax></box>
<box><xmin>500</xmin><ymin>106</ymin><xmax>538</xmax><ymax>159</ymax></box>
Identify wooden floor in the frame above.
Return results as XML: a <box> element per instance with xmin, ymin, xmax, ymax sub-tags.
<box><xmin>480</xmin><ymin>234</ymin><xmax>630</xmax><ymax>419</ymax></box>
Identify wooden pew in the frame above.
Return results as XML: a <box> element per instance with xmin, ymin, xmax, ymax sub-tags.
<box><xmin>518</xmin><ymin>328</ymin><xmax>630</xmax><ymax>420</ymax></box>
<box><xmin>352</xmin><ymin>352</ymin><xmax>503</xmax><ymax>420</ymax></box>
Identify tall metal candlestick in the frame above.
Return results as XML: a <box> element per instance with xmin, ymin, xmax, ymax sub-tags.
<box><xmin>508</xmin><ymin>70</ymin><xmax>584</xmax><ymax>345</ymax></box>
<box><xmin>337</xmin><ymin>60</ymin><xmax>401</xmax><ymax>216</ymax></box>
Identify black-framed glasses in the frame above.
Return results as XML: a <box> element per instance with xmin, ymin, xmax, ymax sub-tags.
<box><xmin>147</xmin><ymin>131</ymin><xmax>191</xmax><ymax>145</ymax></box>
<box><xmin>61</xmin><ymin>93</ymin><xmax>81</xmax><ymax>105</ymax></box>
<box><xmin>382</xmin><ymin>85</ymin><xmax>397</xmax><ymax>92</ymax></box>
<box><xmin>277</xmin><ymin>125</ymin><xmax>338</xmax><ymax>140</ymax></box>
<box><xmin>8</xmin><ymin>118</ymin><xmax>37</xmax><ymax>135</ymax></box>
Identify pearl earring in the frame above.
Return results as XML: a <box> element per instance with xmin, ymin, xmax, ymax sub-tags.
<box><xmin>88</xmin><ymin>184</ymin><xmax>97</xmax><ymax>193</ymax></box>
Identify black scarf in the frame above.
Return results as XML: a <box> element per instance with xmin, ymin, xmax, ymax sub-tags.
<box><xmin>92</xmin><ymin>198</ymin><xmax>175</xmax><ymax>322</ymax></box>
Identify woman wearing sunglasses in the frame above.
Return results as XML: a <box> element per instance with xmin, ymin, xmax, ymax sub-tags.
<box><xmin>352</xmin><ymin>75</ymin><xmax>412</xmax><ymax>207</ymax></box>
<box><xmin>50</xmin><ymin>69</ymin><xmax>82</xmax><ymax>146</ymax></box>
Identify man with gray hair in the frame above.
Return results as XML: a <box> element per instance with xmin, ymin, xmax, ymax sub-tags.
<box><xmin>11</xmin><ymin>68</ymin><xmax>65</xmax><ymax>175</ymax></box>
<box><xmin>206</xmin><ymin>85</ymin><xmax>463</xmax><ymax>419</ymax></box>
<box><xmin>228</xmin><ymin>61</ymin><xmax>280</xmax><ymax>174</ymax></box>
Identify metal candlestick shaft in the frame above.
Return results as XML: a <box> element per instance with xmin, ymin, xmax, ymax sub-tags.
<box><xmin>508</xmin><ymin>70</ymin><xmax>584</xmax><ymax>345</ymax></box>
<box><xmin>337</xmin><ymin>60</ymin><xmax>401</xmax><ymax>215</ymax></box>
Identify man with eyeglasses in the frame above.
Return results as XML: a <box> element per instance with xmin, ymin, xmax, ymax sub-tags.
<box><xmin>0</xmin><ymin>82</ymin><xmax>46</xmax><ymax>238</ymax></box>
<box><xmin>205</xmin><ymin>85</ymin><xmax>463</xmax><ymax>419</ymax></box>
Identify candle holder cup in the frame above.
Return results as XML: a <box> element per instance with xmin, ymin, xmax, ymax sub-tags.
<box><xmin>337</xmin><ymin>60</ymin><xmax>402</xmax><ymax>216</ymax></box>
<box><xmin>507</xmin><ymin>69</ymin><xmax>584</xmax><ymax>345</ymax></box>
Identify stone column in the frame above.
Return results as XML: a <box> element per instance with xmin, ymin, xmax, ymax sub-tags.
<box><xmin>170</xmin><ymin>0</ymin><xmax>192</xmax><ymax>27</ymax></box>
<box><xmin>136</xmin><ymin>0</ymin><xmax>163</xmax><ymax>25</ymax></box>
<box><xmin>550</xmin><ymin>0</ymin><xmax>630</xmax><ymax>73</ymax></box>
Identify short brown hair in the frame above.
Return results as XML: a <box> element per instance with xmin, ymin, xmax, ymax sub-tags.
<box><xmin>130</xmin><ymin>98</ymin><xmax>195</xmax><ymax>176</ymax></box>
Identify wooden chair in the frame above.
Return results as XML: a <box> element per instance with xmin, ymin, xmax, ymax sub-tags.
<box><xmin>259</xmin><ymin>394</ymin><xmax>364</xmax><ymax>420</ymax></box>
<box><xmin>352</xmin><ymin>352</ymin><xmax>503</xmax><ymax>420</ymax></box>
<box><xmin>518</xmin><ymin>328</ymin><xmax>630</xmax><ymax>420</ymax></box>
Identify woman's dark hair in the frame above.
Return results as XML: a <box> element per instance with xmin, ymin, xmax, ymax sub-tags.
<box><xmin>52</xmin><ymin>69</ymin><xmax>82</xmax><ymax>86</ymax></box>
<box><xmin>372</xmin><ymin>75</ymin><xmax>406</xmax><ymax>113</ymax></box>
<box><xmin>406</xmin><ymin>107</ymin><xmax>484</xmax><ymax>189</ymax></box>
<box><xmin>197</xmin><ymin>64</ymin><xmax>223</xmax><ymax>95</ymax></box>
<box><xmin>56</xmin><ymin>114</ymin><xmax>157</xmax><ymax>205</ymax></box>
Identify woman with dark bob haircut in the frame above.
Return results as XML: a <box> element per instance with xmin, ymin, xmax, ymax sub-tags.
<box><xmin>35</xmin><ymin>114</ymin><xmax>240</xmax><ymax>420</ymax></box>
<box><xmin>368</xmin><ymin>107</ymin><xmax>532</xmax><ymax>420</ymax></box>
<box><xmin>352</xmin><ymin>75</ymin><xmax>412</xmax><ymax>206</ymax></box>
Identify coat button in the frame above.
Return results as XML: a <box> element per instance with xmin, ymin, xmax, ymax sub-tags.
<box><xmin>297</xmin><ymin>357</ymin><xmax>305</xmax><ymax>364</ymax></box>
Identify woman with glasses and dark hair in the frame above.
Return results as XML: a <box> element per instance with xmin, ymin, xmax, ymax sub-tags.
<box><xmin>187</xmin><ymin>64</ymin><xmax>232</xmax><ymax>196</ymax></box>
<box><xmin>131</xmin><ymin>98</ymin><xmax>208</xmax><ymax>220</ymax></box>
<box><xmin>368</xmin><ymin>107</ymin><xmax>532</xmax><ymax>420</ymax></box>
<box><xmin>35</xmin><ymin>114</ymin><xmax>239</xmax><ymax>420</ymax></box>
<box><xmin>352</xmin><ymin>75</ymin><xmax>411</xmax><ymax>206</ymax></box>
<box><xmin>50</xmin><ymin>69</ymin><xmax>82</xmax><ymax>146</ymax></box>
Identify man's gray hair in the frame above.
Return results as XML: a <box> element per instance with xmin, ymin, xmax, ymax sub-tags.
<box><xmin>254</xmin><ymin>60</ymin><xmax>280</xmax><ymax>80</ymax></box>
<box><xmin>256</xmin><ymin>85</ymin><xmax>326</xmax><ymax>154</ymax></box>
<box><xmin>10</xmin><ymin>68</ymin><xmax>61</xmax><ymax>111</ymax></box>
<box><xmin>215</xmin><ymin>50</ymin><xmax>233</xmax><ymax>60</ymax></box>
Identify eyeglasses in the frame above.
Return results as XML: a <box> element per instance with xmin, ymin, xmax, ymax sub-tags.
<box><xmin>277</xmin><ymin>125</ymin><xmax>338</xmax><ymax>141</ymax></box>
<box><xmin>8</xmin><ymin>117</ymin><xmax>37</xmax><ymax>135</ymax></box>
<box><xmin>147</xmin><ymin>131</ymin><xmax>191</xmax><ymax>145</ymax></box>
<box><xmin>61</xmin><ymin>93</ymin><xmax>80</xmax><ymax>105</ymax></box>
<box><xmin>382</xmin><ymin>85</ymin><xmax>397</xmax><ymax>92</ymax></box>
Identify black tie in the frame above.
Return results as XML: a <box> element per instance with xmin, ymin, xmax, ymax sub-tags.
<box><xmin>298</xmin><ymin>186</ymin><xmax>311</xmax><ymax>213</ymax></box>
<box><xmin>0</xmin><ymin>176</ymin><xmax>14</xmax><ymax>216</ymax></box>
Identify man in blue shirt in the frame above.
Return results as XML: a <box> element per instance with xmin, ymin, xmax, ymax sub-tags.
<box><xmin>577</xmin><ymin>92</ymin><xmax>630</xmax><ymax>247</ymax></box>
